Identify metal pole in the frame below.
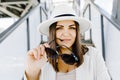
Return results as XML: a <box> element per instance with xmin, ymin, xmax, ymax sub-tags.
<box><xmin>26</xmin><ymin>18</ymin><xmax>30</xmax><ymax>51</ymax></box>
<box><xmin>88</xmin><ymin>4</ymin><xmax>92</xmax><ymax>43</ymax></box>
<box><xmin>101</xmin><ymin>15</ymin><xmax>105</xmax><ymax>60</ymax></box>
<box><xmin>39</xmin><ymin>1</ymin><xmax>44</xmax><ymax>44</ymax></box>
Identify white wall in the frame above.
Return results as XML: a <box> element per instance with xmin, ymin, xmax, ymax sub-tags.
<box><xmin>0</xmin><ymin>7</ymin><xmax>42</xmax><ymax>80</ymax></box>
<box><xmin>0</xmin><ymin>21</ymin><xmax>27</xmax><ymax>80</ymax></box>
<box><xmin>84</xmin><ymin>3</ymin><xmax>120</xmax><ymax>80</ymax></box>
<box><xmin>104</xmin><ymin>18</ymin><xmax>120</xmax><ymax>80</ymax></box>
<box><xmin>90</xmin><ymin>5</ymin><xmax>103</xmax><ymax>54</ymax></box>
<box><xmin>29</xmin><ymin>8</ymin><xmax>41</xmax><ymax>49</ymax></box>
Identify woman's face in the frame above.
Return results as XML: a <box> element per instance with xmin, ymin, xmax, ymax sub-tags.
<box><xmin>56</xmin><ymin>20</ymin><xmax>76</xmax><ymax>48</ymax></box>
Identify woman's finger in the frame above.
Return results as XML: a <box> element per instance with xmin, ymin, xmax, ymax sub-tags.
<box><xmin>27</xmin><ymin>49</ymin><xmax>38</xmax><ymax>60</ymax></box>
<box><xmin>37</xmin><ymin>45</ymin><xmax>46</xmax><ymax>60</ymax></box>
<box><xmin>43</xmin><ymin>43</ymin><xmax>50</xmax><ymax>48</ymax></box>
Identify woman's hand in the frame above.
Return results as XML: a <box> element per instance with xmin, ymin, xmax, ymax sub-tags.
<box><xmin>25</xmin><ymin>43</ymin><xmax>49</xmax><ymax>80</ymax></box>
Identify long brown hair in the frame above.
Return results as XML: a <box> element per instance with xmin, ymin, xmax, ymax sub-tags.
<box><xmin>48</xmin><ymin>21</ymin><xmax>88</xmax><ymax>72</ymax></box>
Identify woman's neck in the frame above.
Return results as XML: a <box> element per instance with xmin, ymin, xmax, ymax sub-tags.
<box><xmin>57</xmin><ymin>47</ymin><xmax>77</xmax><ymax>72</ymax></box>
<box><xmin>60</xmin><ymin>47</ymin><xmax>72</xmax><ymax>54</ymax></box>
<box><xmin>57</xmin><ymin>57</ymin><xmax>76</xmax><ymax>73</ymax></box>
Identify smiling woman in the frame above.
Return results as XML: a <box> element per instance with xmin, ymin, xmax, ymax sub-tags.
<box><xmin>24</xmin><ymin>4</ymin><xmax>110</xmax><ymax>80</ymax></box>
<box><xmin>55</xmin><ymin>20</ymin><xmax>77</xmax><ymax>48</ymax></box>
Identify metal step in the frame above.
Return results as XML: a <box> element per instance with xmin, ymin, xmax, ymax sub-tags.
<box><xmin>81</xmin><ymin>39</ymin><xmax>95</xmax><ymax>47</ymax></box>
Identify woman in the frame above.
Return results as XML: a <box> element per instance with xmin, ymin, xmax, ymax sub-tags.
<box><xmin>24</xmin><ymin>4</ymin><xmax>110</xmax><ymax>80</ymax></box>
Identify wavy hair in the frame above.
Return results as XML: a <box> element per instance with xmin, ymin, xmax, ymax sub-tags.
<box><xmin>48</xmin><ymin>21</ymin><xmax>88</xmax><ymax>72</ymax></box>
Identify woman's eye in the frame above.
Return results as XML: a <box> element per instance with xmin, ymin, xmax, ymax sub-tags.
<box><xmin>69</xmin><ymin>25</ymin><xmax>76</xmax><ymax>30</ymax></box>
<box><xmin>56</xmin><ymin>27</ymin><xmax>62</xmax><ymax>30</ymax></box>
<box><xmin>69</xmin><ymin>27</ymin><xmax>76</xmax><ymax>30</ymax></box>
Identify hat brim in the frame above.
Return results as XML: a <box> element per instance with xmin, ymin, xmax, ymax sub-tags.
<box><xmin>37</xmin><ymin>16</ymin><xmax>92</xmax><ymax>36</ymax></box>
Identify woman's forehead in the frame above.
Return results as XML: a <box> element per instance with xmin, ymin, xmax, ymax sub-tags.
<box><xmin>56</xmin><ymin>20</ymin><xmax>75</xmax><ymax>25</ymax></box>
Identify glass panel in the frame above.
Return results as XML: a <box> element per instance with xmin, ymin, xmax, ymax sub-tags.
<box><xmin>0</xmin><ymin>18</ymin><xmax>18</xmax><ymax>33</ymax></box>
<box><xmin>104</xmin><ymin>17</ymin><xmax>120</xmax><ymax>80</ymax></box>
<box><xmin>94</xmin><ymin>0</ymin><xmax>113</xmax><ymax>15</ymax></box>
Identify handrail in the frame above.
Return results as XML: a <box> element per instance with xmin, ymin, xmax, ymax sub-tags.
<box><xmin>0</xmin><ymin>2</ymin><xmax>48</xmax><ymax>43</ymax></box>
<box><xmin>92</xmin><ymin>2</ymin><xmax>120</xmax><ymax>31</ymax></box>
<box><xmin>83</xmin><ymin>1</ymin><xmax>120</xmax><ymax>31</ymax></box>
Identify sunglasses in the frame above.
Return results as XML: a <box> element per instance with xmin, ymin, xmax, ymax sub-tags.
<box><xmin>44</xmin><ymin>38</ymin><xmax>79</xmax><ymax>65</ymax></box>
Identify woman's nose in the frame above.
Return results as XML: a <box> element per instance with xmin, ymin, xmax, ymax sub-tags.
<box><xmin>62</xmin><ymin>29</ymin><xmax>70</xmax><ymax>36</ymax></box>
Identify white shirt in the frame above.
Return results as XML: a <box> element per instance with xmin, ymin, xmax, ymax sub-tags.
<box><xmin>57</xmin><ymin>70</ymin><xmax>76</xmax><ymax>80</ymax></box>
<box><xmin>24</xmin><ymin>46</ymin><xmax>111</xmax><ymax>80</ymax></box>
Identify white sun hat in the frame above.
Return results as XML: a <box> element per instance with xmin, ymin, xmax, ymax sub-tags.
<box><xmin>37</xmin><ymin>4</ymin><xmax>92</xmax><ymax>36</ymax></box>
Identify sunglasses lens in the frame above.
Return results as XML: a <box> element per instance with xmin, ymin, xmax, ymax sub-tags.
<box><xmin>61</xmin><ymin>54</ymin><xmax>76</xmax><ymax>65</ymax></box>
<box><xmin>44</xmin><ymin>42</ymin><xmax>78</xmax><ymax>65</ymax></box>
<box><xmin>45</xmin><ymin>48</ymin><xmax>58</xmax><ymax>58</ymax></box>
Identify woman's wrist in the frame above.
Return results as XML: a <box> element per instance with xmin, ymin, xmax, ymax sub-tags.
<box><xmin>25</xmin><ymin>69</ymin><xmax>41</xmax><ymax>80</ymax></box>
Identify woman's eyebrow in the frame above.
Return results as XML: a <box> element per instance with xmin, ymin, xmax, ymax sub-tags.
<box><xmin>69</xmin><ymin>24</ymin><xmax>76</xmax><ymax>27</ymax></box>
<box><xmin>56</xmin><ymin>24</ymin><xmax>75</xmax><ymax>27</ymax></box>
<box><xmin>56</xmin><ymin>25</ymin><xmax>63</xmax><ymax>26</ymax></box>
<box><xmin>56</xmin><ymin>25</ymin><xmax>64</xmax><ymax>27</ymax></box>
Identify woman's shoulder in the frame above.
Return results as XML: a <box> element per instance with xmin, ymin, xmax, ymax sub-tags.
<box><xmin>83</xmin><ymin>46</ymin><xmax>104</xmax><ymax>66</ymax></box>
<box><xmin>85</xmin><ymin>46</ymin><xmax>100</xmax><ymax>57</ymax></box>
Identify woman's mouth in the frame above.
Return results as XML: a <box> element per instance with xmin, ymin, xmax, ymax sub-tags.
<box><xmin>61</xmin><ymin>39</ymin><xmax>71</xmax><ymax>42</ymax></box>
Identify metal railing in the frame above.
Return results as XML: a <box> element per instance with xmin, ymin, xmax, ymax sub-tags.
<box><xmin>77</xmin><ymin>0</ymin><xmax>120</xmax><ymax>80</ymax></box>
<box><xmin>82</xmin><ymin>0</ymin><xmax>120</xmax><ymax>60</ymax></box>
<box><xmin>0</xmin><ymin>1</ymin><xmax>48</xmax><ymax>50</ymax></box>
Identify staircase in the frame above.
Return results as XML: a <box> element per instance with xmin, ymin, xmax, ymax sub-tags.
<box><xmin>0</xmin><ymin>0</ymin><xmax>38</xmax><ymax>18</ymax></box>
